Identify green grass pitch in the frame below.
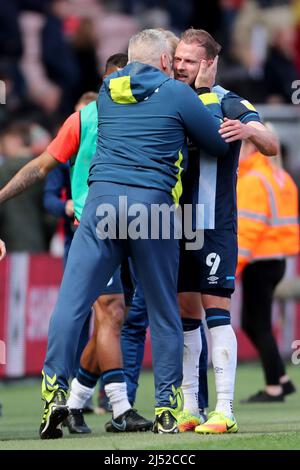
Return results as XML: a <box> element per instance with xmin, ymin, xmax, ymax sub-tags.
<box><xmin>0</xmin><ymin>362</ymin><xmax>299</xmax><ymax>450</ymax></box>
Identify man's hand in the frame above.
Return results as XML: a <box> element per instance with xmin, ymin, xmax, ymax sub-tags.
<box><xmin>195</xmin><ymin>56</ymin><xmax>218</xmax><ymax>90</ymax></box>
<box><xmin>219</xmin><ymin>118</ymin><xmax>254</xmax><ymax>142</ymax></box>
<box><xmin>0</xmin><ymin>239</ymin><xmax>6</xmax><ymax>261</ymax></box>
<box><xmin>65</xmin><ymin>199</ymin><xmax>74</xmax><ymax>218</ymax></box>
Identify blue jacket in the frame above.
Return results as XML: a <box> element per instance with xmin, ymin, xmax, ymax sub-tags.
<box><xmin>89</xmin><ymin>62</ymin><xmax>228</xmax><ymax>204</ymax></box>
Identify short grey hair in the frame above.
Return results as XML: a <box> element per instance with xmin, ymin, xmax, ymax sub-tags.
<box><xmin>128</xmin><ymin>29</ymin><xmax>170</xmax><ymax>68</ymax></box>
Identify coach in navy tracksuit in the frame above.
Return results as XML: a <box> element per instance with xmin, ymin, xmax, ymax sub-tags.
<box><xmin>40</xmin><ymin>29</ymin><xmax>228</xmax><ymax>438</ymax></box>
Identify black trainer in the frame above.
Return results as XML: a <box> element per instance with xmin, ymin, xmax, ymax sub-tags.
<box><xmin>64</xmin><ymin>408</ymin><xmax>91</xmax><ymax>434</ymax></box>
<box><xmin>282</xmin><ymin>380</ymin><xmax>296</xmax><ymax>396</ymax></box>
<box><xmin>240</xmin><ymin>390</ymin><xmax>284</xmax><ymax>404</ymax></box>
<box><xmin>105</xmin><ymin>408</ymin><xmax>153</xmax><ymax>432</ymax></box>
<box><xmin>39</xmin><ymin>389</ymin><xmax>69</xmax><ymax>439</ymax></box>
<box><xmin>152</xmin><ymin>409</ymin><xmax>179</xmax><ymax>434</ymax></box>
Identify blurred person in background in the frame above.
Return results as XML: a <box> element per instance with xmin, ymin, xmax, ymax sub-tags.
<box><xmin>29</xmin><ymin>123</ymin><xmax>52</xmax><ymax>157</ymax></box>
<box><xmin>42</xmin><ymin>0</ymin><xmax>81</xmax><ymax>115</ymax></box>
<box><xmin>0</xmin><ymin>0</ymin><xmax>25</xmax><ymax>112</ymax></box>
<box><xmin>219</xmin><ymin>0</ymin><xmax>245</xmax><ymax>56</ymax></box>
<box><xmin>237</xmin><ymin>132</ymin><xmax>299</xmax><ymax>403</ymax></box>
<box><xmin>43</xmin><ymin>165</ymin><xmax>74</xmax><ymax>266</ymax></box>
<box><xmin>19</xmin><ymin>0</ymin><xmax>80</xmax><ymax>120</ymax></box>
<box><xmin>19</xmin><ymin>6</ymin><xmax>62</xmax><ymax>119</ymax></box>
<box><xmin>232</xmin><ymin>0</ymin><xmax>293</xmax><ymax>73</ymax></box>
<box><xmin>66</xmin><ymin>0</ymin><xmax>139</xmax><ymax>74</ymax></box>
<box><xmin>0</xmin><ymin>0</ymin><xmax>23</xmax><ymax>65</ymax></box>
<box><xmin>2</xmin><ymin>0</ymin><xmax>138</xmax><ymax>128</ymax></box>
<box><xmin>264</xmin><ymin>24</ymin><xmax>299</xmax><ymax>103</ymax></box>
<box><xmin>227</xmin><ymin>0</ymin><xmax>296</xmax><ymax>102</ymax></box>
<box><xmin>0</xmin><ymin>123</ymin><xmax>50</xmax><ymax>252</ymax></box>
<box><xmin>294</xmin><ymin>0</ymin><xmax>300</xmax><ymax>73</ymax></box>
<box><xmin>43</xmin><ymin>94</ymin><xmax>98</xmax><ymax>268</ymax></box>
<box><xmin>71</xmin><ymin>17</ymin><xmax>102</xmax><ymax>99</ymax></box>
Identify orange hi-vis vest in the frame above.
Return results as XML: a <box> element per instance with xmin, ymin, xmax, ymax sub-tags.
<box><xmin>237</xmin><ymin>151</ymin><xmax>299</xmax><ymax>276</ymax></box>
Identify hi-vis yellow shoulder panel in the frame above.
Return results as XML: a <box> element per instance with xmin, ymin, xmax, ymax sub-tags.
<box><xmin>109</xmin><ymin>76</ymin><xmax>137</xmax><ymax>104</ymax></box>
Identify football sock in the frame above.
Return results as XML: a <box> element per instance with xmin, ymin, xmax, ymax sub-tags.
<box><xmin>105</xmin><ymin>382</ymin><xmax>131</xmax><ymax>419</ymax></box>
<box><xmin>102</xmin><ymin>369</ymin><xmax>131</xmax><ymax>418</ymax></box>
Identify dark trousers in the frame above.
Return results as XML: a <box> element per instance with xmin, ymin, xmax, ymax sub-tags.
<box><xmin>241</xmin><ymin>259</ymin><xmax>286</xmax><ymax>385</ymax></box>
<box><xmin>121</xmin><ymin>278</ymin><xmax>209</xmax><ymax>408</ymax></box>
